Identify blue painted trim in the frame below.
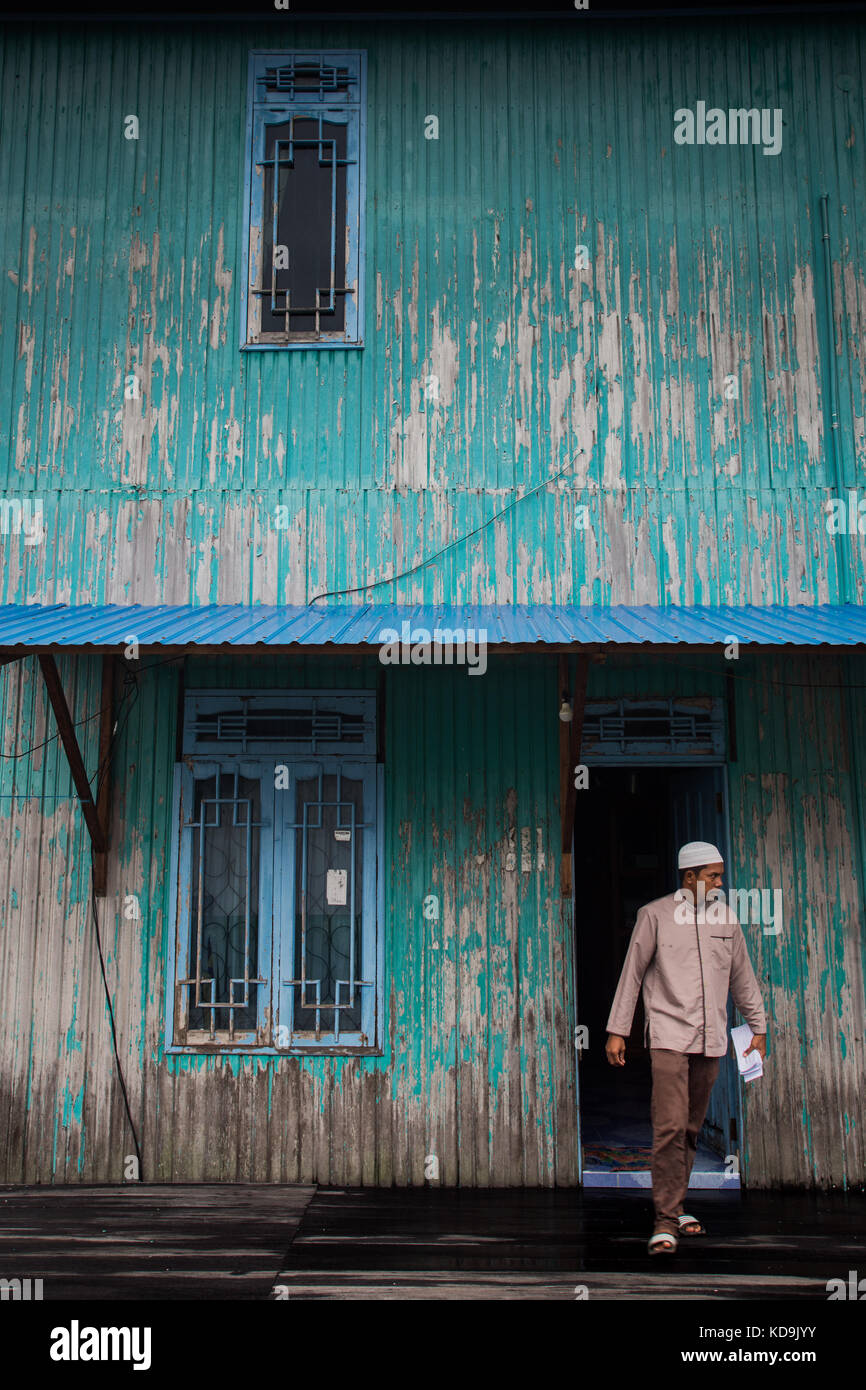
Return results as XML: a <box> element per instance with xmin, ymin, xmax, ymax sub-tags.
<box><xmin>271</xmin><ymin>759</ymin><xmax>288</xmax><ymax>1049</ymax></box>
<box><xmin>582</xmin><ymin>755</ymin><xmax>728</xmax><ymax>767</ymax></box>
<box><xmin>239</xmin><ymin>342</ymin><xmax>364</xmax><ymax>352</ymax></box>
<box><xmin>276</xmin><ymin>757</ymin><xmax>300</xmax><ymax>1044</ymax></box>
<box><xmin>257</xmin><ymin>766</ymin><xmax>277</xmax><ymax>1043</ymax></box>
<box><xmin>239</xmin><ymin>48</ymin><xmax>256</xmax><ymax>357</ymax></box>
<box><xmin>360</xmin><ymin>762</ymin><xmax>378</xmax><ymax>1047</ymax></box>
<box><xmin>719</xmin><ymin>759</ymin><xmax>747</xmax><ymax>1164</ymax></box>
<box><xmin>186</xmin><ymin>688</ymin><xmax>376</xmax><ymax>699</ymax></box>
<box><xmin>582</xmin><ymin>1171</ymin><xmax>740</xmax><ymax>1190</ymax></box>
<box><xmin>375</xmin><ymin>760</ymin><xmax>384</xmax><ymax>1052</ymax></box>
<box><xmin>356</xmin><ymin>48</ymin><xmax>367</xmax><ymax>352</ymax></box>
<box><xmin>163</xmin><ymin>763</ymin><xmax>183</xmax><ymax>1055</ymax></box>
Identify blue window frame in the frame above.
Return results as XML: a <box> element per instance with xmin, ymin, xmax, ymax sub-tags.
<box><xmin>166</xmin><ymin>691</ymin><xmax>382</xmax><ymax>1053</ymax></box>
<box><xmin>241</xmin><ymin>51</ymin><xmax>366</xmax><ymax>349</ymax></box>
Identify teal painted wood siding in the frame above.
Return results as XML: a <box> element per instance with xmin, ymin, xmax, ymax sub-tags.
<box><xmin>0</xmin><ymin>19</ymin><xmax>864</xmax><ymax>604</ymax></box>
<box><xmin>1</xmin><ymin>17</ymin><xmax>866</xmax><ymax>1189</ymax></box>
<box><xmin>0</xmin><ymin>653</ymin><xmax>578</xmax><ymax>1184</ymax></box>
<box><xmin>2</xmin><ymin>646</ymin><xmax>864</xmax><ymax>1185</ymax></box>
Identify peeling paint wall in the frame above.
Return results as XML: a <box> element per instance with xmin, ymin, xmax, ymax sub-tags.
<box><xmin>1</xmin><ymin>649</ymin><xmax>863</xmax><ymax>1186</ymax></box>
<box><xmin>0</xmin><ymin>654</ymin><xmax>578</xmax><ymax>1185</ymax></box>
<box><xmin>1</xmin><ymin>20</ymin><xmax>865</xmax><ymax>604</ymax></box>
<box><xmin>726</xmin><ymin>650</ymin><xmax>866</xmax><ymax>1189</ymax></box>
<box><xmin>1</xmin><ymin>19</ymin><xmax>865</xmax><ymax>1189</ymax></box>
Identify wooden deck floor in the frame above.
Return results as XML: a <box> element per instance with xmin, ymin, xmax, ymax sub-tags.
<box><xmin>1</xmin><ymin>1183</ymin><xmax>864</xmax><ymax>1300</ymax></box>
<box><xmin>276</xmin><ymin>1186</ymin><xmax>866</xmax><ymax>1300</ymax></box>
<box><xmin>0</xmin><ymin>1184</ymin><xmax>314</xmax><ymax>1300</ymax></box>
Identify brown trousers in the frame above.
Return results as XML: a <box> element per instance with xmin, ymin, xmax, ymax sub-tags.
<box><xmin>649</xmin><ymin>1048</ymin><xmax>720</xmax><ymax>1235</ymax></box>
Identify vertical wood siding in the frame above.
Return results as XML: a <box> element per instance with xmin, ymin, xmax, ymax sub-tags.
<box><xmin>1</xmin><ymin>649</ymin><xmax>863</xmax><ymax>1186</ymax></box>
<box><xmin>1</xmin><ymin>17</ymin><xmax>865</xmax><ymax>1188</ymax></box>
<box><xmin>0</xmin><ymin>20</ymin><xmax>864</xmax><ymax>604</ymax></box>
<box><xmin>0</xmin><ymin>653</ymin><xmax>578</xmax><ymax>1185</ymax></box>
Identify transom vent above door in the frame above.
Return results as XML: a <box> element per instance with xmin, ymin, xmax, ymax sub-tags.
<box><xmin>582</xmin><ymin>697</ymin><xmax>725</xmax><ymax>761</ymax></box>
<box><xmin>182</xmin><ymin>691</ymin><xmax>377</xmax><ymax>757</ymax></box>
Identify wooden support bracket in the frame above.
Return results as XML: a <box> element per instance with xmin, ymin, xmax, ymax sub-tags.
<box><xmin>38</xmin><ymin>655</ymin><xmax>108</xmax><ymax>878</ymax></box>
<box><xmin>93</xmin><ymin>656</ymin><xmax>116</xmax><ymax>896</ymax></box>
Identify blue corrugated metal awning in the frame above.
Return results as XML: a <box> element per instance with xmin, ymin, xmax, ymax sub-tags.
<box><xmin>1</xmin><ymin>603</ymin><xmax>866</xmax><ymax>648</ymax></box>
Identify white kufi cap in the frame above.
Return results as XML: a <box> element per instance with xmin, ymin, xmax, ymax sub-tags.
<box><xmin>678</xmin><ymin>840</ymin><xmax>723</xmax><ymax>870</ymax></box>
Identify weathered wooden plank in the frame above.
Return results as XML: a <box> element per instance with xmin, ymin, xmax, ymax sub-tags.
<box><xmin>272</xmin><ymin>1185</ymin><xmax>866</xmax><ymax>1299</ymax></box>
<box><xmin>0</xmin><ymin>1183</ymin><xmax>315</xmax><ymax>1299</ymax></box>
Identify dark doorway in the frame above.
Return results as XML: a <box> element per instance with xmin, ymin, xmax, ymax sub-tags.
<box><xmin>573</xmin><ymin>764</ymin><xmax>740</xmax><ymax>1184</ymax></box>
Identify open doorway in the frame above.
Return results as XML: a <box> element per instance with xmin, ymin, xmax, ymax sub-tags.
<box><xmin>573</xmin><ymin>763</ymin><xmax>742</xmax><ymax>1187</ymax></box>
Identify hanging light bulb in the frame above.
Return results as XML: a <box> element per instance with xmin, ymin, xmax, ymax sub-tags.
<box><xmin>559</xmin><ymin>692</ymin><xmax>573</xmax><ymax>722</ymax></box>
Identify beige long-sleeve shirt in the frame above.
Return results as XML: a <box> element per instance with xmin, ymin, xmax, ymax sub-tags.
<box><xmin>605</xmin><ymin>889</ymin><xmax>767</xmax><ymax>1057</ymax></box>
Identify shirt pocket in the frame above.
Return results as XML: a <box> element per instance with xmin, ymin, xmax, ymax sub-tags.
<box><xmin>709</xmin><ymin>927</ymin><xmax>734</xmax><ymax>970</ymax></box>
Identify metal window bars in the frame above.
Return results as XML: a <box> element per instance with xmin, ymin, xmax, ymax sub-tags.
<box><xmin>582</xmin><ymin>698</ymin><xmax>724</xmax><ymax>757</ymax></box>
<box><xmin>253</xmin><ymin>115</ymin><xmax>356</xmax><ymax>333</ymax></box>
<box><xmin>282</xmin><ymin>770</ymin><xmax>372</xmax><ymax>1043</ymax></box>
<box><xmin>259</xmin><ymin>61</ymin><xmax>356</xmax><ymax>101</ymax></box>
<box><xmin>187</xmin><ymin>697</ymin><xmax>368</xmax><ymax>753</ymax></box>
<box><xmin>181</xmin><ymin>770</ymin><xmax>266</xmax><ymax>1041</ymax></box>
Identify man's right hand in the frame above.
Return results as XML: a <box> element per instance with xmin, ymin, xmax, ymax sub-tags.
<box><xmin>606</xmin><ymin>1034</ymin><xmax>626</xmax><ymax>1066</ymax></box>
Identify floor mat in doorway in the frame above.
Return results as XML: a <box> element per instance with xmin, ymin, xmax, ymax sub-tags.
<box><xmin>582</xmin><ymin>1144</ymin><xmax>652</xmax><ymax>1170</ymax></box>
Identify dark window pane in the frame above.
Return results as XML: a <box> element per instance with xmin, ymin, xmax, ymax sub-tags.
<box><xmin>262</xmin><ymin>116</ymin><xmax>349</xmax><ymax>336</ymax></box>
<box><xmin>293</xmin><ymin>774</ymin><xmax>363</xmax><ymax>1033</ymax></box>
<box><xmin>188</xmin><ymin>772</ymin><xmax>261</xmax><ymax>1034</ymax></box>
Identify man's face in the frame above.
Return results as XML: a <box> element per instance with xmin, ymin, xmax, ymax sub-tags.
<box><xmin>683</xmin><ymin>862</ymin><xmax>725</xmax><ymax>895</ymax></box>
<box><xmin>698</xmin><ymin>862</ymin><xmax>725</xmax><ymax>892</ymax></box>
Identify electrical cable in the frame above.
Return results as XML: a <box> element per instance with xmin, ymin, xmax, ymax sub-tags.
<box><xmin>88</xmin><ymin>665</ymin><xmax>145</xmax><ymax>1181</ymax></box>
<box><xmin>0</xmin><ymin>700</ymin><xmax>108</xmax><ymax>759</ymax></box>
<box><xmin>89</xmin><ymin>861</ymin><xmax>144</xmax><ymax>1183</ymax></box>
<box><xmin>307</xmin><ymin>451</ymin><xmax>588</xmax><ymax>604</ymax></box>
<box><xmin>0</xmin><ymin>653</ymin><xmax>170</xmax><ymax>1183</ymax></box>
<box><xmin>0</xmin><ymin>652</ymin><xmax>182</xmax><ymax>764</ymax></box>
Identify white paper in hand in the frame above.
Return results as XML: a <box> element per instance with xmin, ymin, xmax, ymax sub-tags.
<box><xmin>731</xmin><ymin>1023</ymin><xmax>763</xmax><ymax>1082</ymax></box>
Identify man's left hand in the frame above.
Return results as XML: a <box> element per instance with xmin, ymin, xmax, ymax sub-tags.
<box><xmin>744</xmin><ymin>1033</ymin><xmax>767</xmax><ymax>1061</ymax></box>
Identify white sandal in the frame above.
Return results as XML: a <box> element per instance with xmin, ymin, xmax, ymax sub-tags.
<box><xmin>677</xmin><ymin>1213</ymin><xmax>706</xmax><ymax>1235</ymax></box>
<box><xmin>648</xmin><ymin>1231</ymin><xmax>678</xmax><ymax>1254</ymax></box>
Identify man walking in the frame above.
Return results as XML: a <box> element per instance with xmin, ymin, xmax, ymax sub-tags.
<box><xmin>605</xmin><ymin>842</ymin><xmax>767</xmax><ymax>1255</ymax></box>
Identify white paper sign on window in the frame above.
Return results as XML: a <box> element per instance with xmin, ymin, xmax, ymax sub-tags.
<box><xmin>326</xmin><ymin>869</ymin><xmax>348</xmax><ymax>905</ymax></box>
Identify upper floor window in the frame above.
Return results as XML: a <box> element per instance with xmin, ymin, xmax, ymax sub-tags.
<box><xmin>241</xmin><ymin>51</ymin><xmax>366</xmax><ymax>349</ymax></box>
<box><xmin>167</xmin><ymin>691</ymin><xmax>382</xmax><ymax>1053</ymax></box>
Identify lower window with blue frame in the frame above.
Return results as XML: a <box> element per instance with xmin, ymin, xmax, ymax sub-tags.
<box><xmin>167</xmin><ymin>690</ymin><xmax>381</xmax><ymax>1053</ymax></box>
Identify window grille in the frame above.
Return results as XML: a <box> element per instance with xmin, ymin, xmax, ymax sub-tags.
<box><xmin>182</xmin><ymin>692</ymin><xmax>375</xmax><ymax>757</ymax></box>
<box><xmin>259</xmin><ymin>61</ymin><xmax>355</xmax><ymax>100</ymax></box>
<box><xmin>581</xmin><ymin>698</ymin><xmax>725</xmax><ymax>761</ymax></box>
<box><xmin>284</xmin><ymin>769</ymin><xmax>372</xmax><ymax>1041</ymax></box>
<box><xmin>182</xmin><ymin>768</ymin><xmax>266</xmax><ymax>1041</ymax></box>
